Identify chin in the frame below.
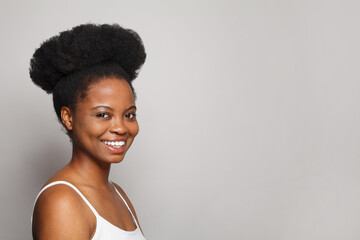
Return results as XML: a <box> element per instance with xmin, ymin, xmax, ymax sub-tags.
<box><xmin>105</xmin><ymin>154</ymin><xmax>127</xmax><ymax>164</ymax></box>
<box><xmin>110</xmin><ymin>158</ymin><xmax>125</xmax><ymax>164</ymax></box>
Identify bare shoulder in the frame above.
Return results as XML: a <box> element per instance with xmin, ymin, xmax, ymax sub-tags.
<box><xmin>112</xmin><ymin>182</ymin><xmax>133</xmax><ymax>208</ymax></box>
<box><xmin>32</xmin><ymin>184</ymin><xmax>94</xmax><ymax>240</ymax></box>
<box><xmin>112</xmin><ymin>182</ymin><xmax>141</xmax><ymax>223</ymax></box>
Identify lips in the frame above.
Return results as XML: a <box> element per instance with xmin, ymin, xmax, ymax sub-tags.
<box><xmin>101</xmin><ymin>139</ymin><xmax>127</xmax><ymax>154</ymax></box>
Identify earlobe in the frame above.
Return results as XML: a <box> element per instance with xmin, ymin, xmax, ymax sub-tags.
<box><xmin>61</xmin><ymin>107</ymin><xmax>73</xmax><ymax>131</ymax></box>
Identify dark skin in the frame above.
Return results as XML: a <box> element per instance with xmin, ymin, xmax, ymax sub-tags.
<box><xmin>32</xmin><ymin>77</ymin><xmax>142</xmax><ymax>239</ymax></box>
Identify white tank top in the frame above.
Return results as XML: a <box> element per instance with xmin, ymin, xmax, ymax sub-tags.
<box><xmin>33</xmin><ymin>181</ymin><xmax>146</xmax><ymax>240</ymax></box>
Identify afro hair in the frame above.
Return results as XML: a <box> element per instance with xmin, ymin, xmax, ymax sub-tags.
<box><xmin>29</xmin><ymin>23</ymin><xmax>146</xmax><ymax>93</ymax></box>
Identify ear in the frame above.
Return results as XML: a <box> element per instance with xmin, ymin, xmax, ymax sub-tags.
<box><xmin>61</xmin><ymin>106</ymin><xmax>73</xmax><ymax>131</ymax></box>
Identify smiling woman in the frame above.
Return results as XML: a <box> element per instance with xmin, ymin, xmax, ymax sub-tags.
<box><xmin>66</xmin><ymin>78</ymin><xmax>139</xmax><ymax>164</ymax></box>
<box><xmin>29</xmin><ymin>24</ymin><xmax>146</xmax><ymax>240</ymax></box>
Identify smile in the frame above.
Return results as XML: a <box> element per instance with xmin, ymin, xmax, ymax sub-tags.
<box><xmin>102</xmin><ymin>140</ymin><xmax>125</xmax><ymax>148</ymax></box>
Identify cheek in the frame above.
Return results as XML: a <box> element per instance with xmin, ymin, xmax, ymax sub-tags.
<box><xmin>90</xmin><ymin>122</ymin><xmax>109</xmax><ymax>134</ymax></box>
<box><xmin>130</xmin><ymin>121</ymin><xmax>139</xmax><ymax>137</ymax></box>
<box><xmin>73</xmin><ymin>117</ymin><xmax>108</xmax><ymax>139</ymax></box>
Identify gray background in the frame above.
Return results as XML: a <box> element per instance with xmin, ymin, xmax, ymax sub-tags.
<box><xmin>1</xmin><ymin>0</ymin><xmax>360</xmax><ymax>239</ymax></box>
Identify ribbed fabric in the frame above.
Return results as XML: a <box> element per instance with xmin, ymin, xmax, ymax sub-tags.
<box><xmin>33</xmin><ymin>181</ymin><xmax>146</xmax><ymax>240</ymax></box>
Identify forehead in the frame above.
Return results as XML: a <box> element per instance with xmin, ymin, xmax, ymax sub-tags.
<box><xmin>79</xmin><ymin>77</ymin><xmax>135</xmax><ymax>108</ymax></box>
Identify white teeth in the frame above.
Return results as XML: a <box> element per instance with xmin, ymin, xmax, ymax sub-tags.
<box><xmin>103</xmin><ymin>141</ymin><xmax>125</xmax><ymax>148</ymax></box>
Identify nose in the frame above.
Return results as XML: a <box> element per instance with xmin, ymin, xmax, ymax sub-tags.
<box><xmin>109</xmin><ymin>118</ymin><xmax>127</xmax><ymax>135</ymax></box>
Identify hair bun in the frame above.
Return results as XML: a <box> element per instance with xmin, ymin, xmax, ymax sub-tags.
<box><xmin>29</xmin><ymin>23</ymin><xmax>146</xmax><ymax>93</ymax></box>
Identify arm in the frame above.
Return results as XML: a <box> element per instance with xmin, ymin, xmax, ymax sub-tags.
<box><xmin>32</xmin><ymin>185</ymin><xmax>94</xmax><ymax>240</ymax></box>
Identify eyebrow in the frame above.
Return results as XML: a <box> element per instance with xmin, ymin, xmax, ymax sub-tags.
<box><xmin>91</xmin><ymin>105</ymin><xmax>137</xmax><ymax>112</ymax></box>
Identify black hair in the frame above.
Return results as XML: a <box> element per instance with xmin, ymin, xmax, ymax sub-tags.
<box><xmin>29</xmin><ymin>23</ymin><xmax>146</xmax><ymax>136</ymax></box>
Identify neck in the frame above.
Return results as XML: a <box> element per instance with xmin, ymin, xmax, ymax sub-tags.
<box><xmin>68</xmin><ymin>147</ymin><xmax>111</xmax><ymax>188</ymax></box>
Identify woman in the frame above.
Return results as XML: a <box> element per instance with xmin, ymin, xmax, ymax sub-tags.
<box><xmin>30</xmin><ymin>23</ymin><xmax>147</xmax><ymax>240</ymax></box>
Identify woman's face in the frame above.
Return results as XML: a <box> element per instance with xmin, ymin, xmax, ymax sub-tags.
<box><xmin>66</xmin><ymin>77</ymin><xmax>139</xmax><ymax>164</ymax></box>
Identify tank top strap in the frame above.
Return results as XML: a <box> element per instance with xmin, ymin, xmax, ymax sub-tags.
<box><xmin>34</xmin><ymin>180</ymin><xmax>100</xmax><ymax>217</ymax></box>
<box><xmin>111</xmin><ymin>182</ymin><xmax>140</xmax><ymax>227</ymax></box>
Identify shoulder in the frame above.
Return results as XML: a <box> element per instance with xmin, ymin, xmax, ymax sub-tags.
<box><xmin>32</xmin><ymin>183</ymin><xmax>94</xmax><ymax>240</ymax></box>
<box><xmin>112</xmin><ymin>182</ymin><xmax>139</xmax><ymax>219</ymax></box>
<box><xmin>112</xmin><ymin>182</ymin><xmax>132</xmax><ymax>206</ymax></box>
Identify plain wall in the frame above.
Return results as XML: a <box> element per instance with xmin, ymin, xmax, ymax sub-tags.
<box><xmin>1</xmin><ymin>0</ymin><xmax>360</xmax><ymax>239</ymax></box>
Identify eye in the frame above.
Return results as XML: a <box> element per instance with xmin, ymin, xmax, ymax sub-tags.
<box><xmin>125</xmin><ymin>112</ymin><xmax>137</xmax><ymax>119</ymax></box>
<box><xmin>96</xmin><ymin>113</ymin><xmax>110</xmax><ymax>118</ymax></box>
